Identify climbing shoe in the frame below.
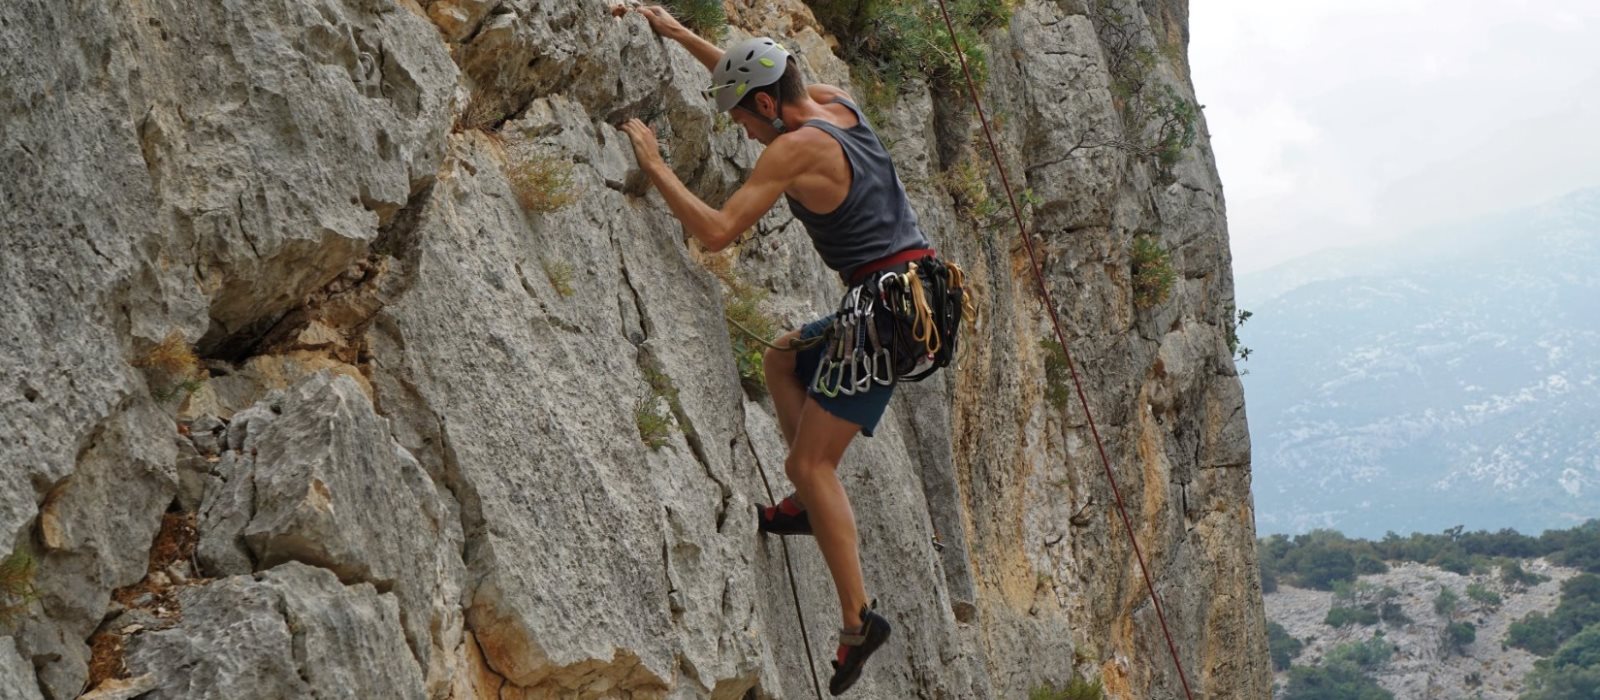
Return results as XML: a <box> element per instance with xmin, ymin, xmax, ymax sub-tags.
<box><xmin>756</xmin><ymin>493</ymin><xmax>812</xmax><ymax>536</ymax></box>
<box><xmin>828</xmin><ymin>601</ymin><xmax>891</xmax><ymax>696</ymax></box>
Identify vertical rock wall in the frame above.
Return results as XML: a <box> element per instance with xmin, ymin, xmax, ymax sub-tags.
<box><xmin>0</xmin><ymin>0</ymin><xmax>1268</xmax><ymax>698</ymax></box>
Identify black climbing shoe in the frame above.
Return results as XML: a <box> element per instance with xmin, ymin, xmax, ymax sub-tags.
<box><xmin>828</xmin><ymin>602</ymin><xmax>891</xmax><ymax>696</ymax></box>
<box><xmin>757</xmin><ymin>493</ymin><xmax>812</xmax><ymax>536</ymax></box>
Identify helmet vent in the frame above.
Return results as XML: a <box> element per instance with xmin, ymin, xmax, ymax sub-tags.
<box><xmin>709</xmin><ymin>38</ymin><xmax>792</xmax><ymax>112</ymax></box>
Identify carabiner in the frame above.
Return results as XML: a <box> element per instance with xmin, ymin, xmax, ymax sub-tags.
<box><xmin>824</xmin><ymin>356</ymin><xmax>848</xmax><ymax>397</ymax></box>
<box><xmin>850</xmin><ymin>349</ymin><xmax>874</xmax><ymax>393</ymax></box>
<box><xmin>872</xmin><ymin>345</ymin><xmax>894</xmax><ymax>385</ymax></box>
<box><xmin>812</xmin><ymin>354</ymin><xmax>832</xmax><ymax>395</ymax></box>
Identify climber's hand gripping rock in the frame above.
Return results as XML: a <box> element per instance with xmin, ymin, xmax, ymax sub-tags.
<box><xmin>632</xmin><ymin>5</ymin><xmax>688</xmax><ymax>41</ymax></box>
<box><xmin>620</xmin><ymin>118</ymin><xmax>665</xmax><ymax>175</ymax></box>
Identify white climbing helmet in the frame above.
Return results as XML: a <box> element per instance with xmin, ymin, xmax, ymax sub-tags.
<box><xmin>704</xmin><ymin>37</ymin><xmax>791</xmax><ymax>113</ymax></box>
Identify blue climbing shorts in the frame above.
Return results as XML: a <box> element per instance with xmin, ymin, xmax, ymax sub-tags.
<box><xmin>792</xmin><ymin>314</ymin><xmax>895</xmax><ymax>437</ymax></box>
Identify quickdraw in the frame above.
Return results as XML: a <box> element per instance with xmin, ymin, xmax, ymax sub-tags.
<box><xmin>810</xmin><ymin>255</ymin><xmax>972</xmax><ymax>396</ymax></box>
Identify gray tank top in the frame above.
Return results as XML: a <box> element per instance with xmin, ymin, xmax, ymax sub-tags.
<box><xmin>784</xmin><ymin>97</ymin><xmax>932</xmax><ymax>283</ymax></box>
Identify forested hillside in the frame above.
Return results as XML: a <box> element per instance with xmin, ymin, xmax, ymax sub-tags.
<box><xmin>1260</xmin><ymin>522</ymin><xmax>1600</xmax><ymax>699</ymax></box>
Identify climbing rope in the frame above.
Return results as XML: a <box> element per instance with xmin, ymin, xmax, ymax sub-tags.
<box><xmin>750</xmin><ymin>446</ymin><xmax>827</xmax><ymax>700</ymax></box>
<box><xmin>930</xmin><ymin>2</ymin><xmax>1198</xmax><ymax>698</ymax></box>
<box><xmin>726</xmin><ymin>315</ymin><xmax>827</xmax><ymax>352</ymax></box>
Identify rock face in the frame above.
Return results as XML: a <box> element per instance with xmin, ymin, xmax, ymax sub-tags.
<box><xmin>122</xmin><ymin>561</ymin><xmax>427</xmax><ymax>699</ymax></box>
<box><xmin>0</xmin><ymin>0</ymin><xmax>1267</xmax><ymax>698</ymax></box>
<box><xmin>0</xmin><ymin>637</ymin><xmax>43</xmax><ymax>700</ymax></box>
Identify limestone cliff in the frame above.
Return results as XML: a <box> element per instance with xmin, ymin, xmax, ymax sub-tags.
<box><xmin>0</xmin><ymin>0</ymin><xmax>1268</xmax><ymax>697</ymax></box>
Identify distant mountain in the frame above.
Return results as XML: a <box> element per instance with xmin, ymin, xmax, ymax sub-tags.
<box><xmin>1239</xmin><ymin>189</ymin><xmax>1600</xmax><ymax>537</ymax></box>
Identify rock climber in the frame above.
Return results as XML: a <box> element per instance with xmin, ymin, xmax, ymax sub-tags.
<box><xmin>619</xmin><ymin>6</ymin><xmax>968</xmax><ymax>695</ymax></box>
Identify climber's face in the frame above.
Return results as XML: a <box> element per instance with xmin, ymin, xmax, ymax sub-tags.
<box><xmin>731</xmin><ymin>96</ymin><xmax>781</xmax><ymax>145</ymax></box>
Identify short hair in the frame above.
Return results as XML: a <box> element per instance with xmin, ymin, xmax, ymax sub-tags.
<box><xmin>737</xmin><ymin>58</ymin><xmax>806</xmax><ymax>112</ymax></box>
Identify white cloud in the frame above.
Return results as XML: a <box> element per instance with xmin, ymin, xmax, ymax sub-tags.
<box><xmin>1190</xmin><ymin>0</ymin><xmax>1600</xmax><ymax>273</ymax></box>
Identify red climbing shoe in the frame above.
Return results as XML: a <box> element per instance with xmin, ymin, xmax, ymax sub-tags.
<box><xmin>828</xmin><ymin>602</ymin><xmax>891</xmax><ymax>695</ymax></box>
<box><xmin>756</xmin><ymin>493</ymin><xmax>812</xmax><ymax>536</ymax></box>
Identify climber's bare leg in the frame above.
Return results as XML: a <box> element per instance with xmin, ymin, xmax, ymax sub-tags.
<box><xmin>785</xmin><ymin>397</ymin><xmax>870</xmax><ymax>629</ymax></box>
<box><xmin>763</xmin><ymin>329</ymin><xmax>807</xmax><ymax>448</ymax></box>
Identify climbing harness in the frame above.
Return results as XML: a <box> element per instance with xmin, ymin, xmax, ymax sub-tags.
<box><xmin>809</xmin><ymin>254</ymin><xmax>972</xmax><ymax>397</ymax></box>
<box><xmin>931</xmin><ymin>1</ymin><xmax>1198</xmax><ymax>698</ymax></box>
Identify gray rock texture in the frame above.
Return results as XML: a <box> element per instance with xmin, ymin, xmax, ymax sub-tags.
<box><xmin>0</xmin><ymin>637</ymin><xmax>43</xmax><ymax>700</ymax></box>
<box><xmin>0</xmin><ymin>0</ymin><xmax>1267</xmax><ymax>698</ymax></box>
<box><xmin>122</xmin><ymin>561</ymin><xmax>426</xmax><ymax>699</ymax></box>
<box><xmin>193</xmin><ymin>372</ymin><xmax>465</xmax><ymax>695</ymax></box>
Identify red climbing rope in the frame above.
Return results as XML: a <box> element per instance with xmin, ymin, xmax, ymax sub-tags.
<box><xmin>929</xmin><ymin>2</ymin><xmax>1198</xmax><ymax>698</ymax></box>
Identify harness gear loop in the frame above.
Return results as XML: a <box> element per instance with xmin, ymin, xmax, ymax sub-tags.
<box><xmin>946</xmin><ymin>262</ymin><xmax>978</xmax><ymax>329</ymax></box>
<box><xmin>930</xmin><ymin>1</ymin><xmax>1198</xmax><ymax>698</ymax></box>
<box><xmin>906</xmin><ymin>263</ymin><xmax>941</xmax><ymax>356</ymax></box>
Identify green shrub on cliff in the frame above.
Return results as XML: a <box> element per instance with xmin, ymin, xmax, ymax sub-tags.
<box><xmin>805</xmin><ymin>0</ymin><xmax>1017</xmax><ymax>95</ymax></box>
<box><xmin>1326</xmin><ymin>605</ymin><xmax>1380</xmax><ymax>628</ymax></box>
<box><xmin>1268</xmin><ymin>621</ymin><xmax>1304</xmax><ymax>671</ymax></box>
<box><xmin>1130</xmin><ymin>235</ymin><xmax>1175</xmax><ymax>309</ymax></box>
<box><xmin>1502</xmin><ymin>560</ymin><xmax>1549</xmax><ymax>588</ymax></box>
<box><xmin>720</xmin><ymin>274</ymin><xmax>778</xmax><ymax>393</ymax></box>
<box><xmin>635</xmin><ymin>358</ymin><xmax>695</xmax><ymax>450</ymax></box>
<box><xmin>1325</xmin><ymin>635</ymin><xmax>1394</xmax><ymax>673</ymax></box>
<box><xmin>1466</xmin><ymin>582</ymin><xmax>1502</xmax><ymax>608</ymax></box>
<box><xmin>1444</xmin><ymin>621</ymin><xmax>1476</xmax><ymax>655</ymax></box>
<box><xmin>1282</xmin><ymin>662</ymin><xmax>1393</xmax><ymax>700</ymax></box>
<box><xmin>1039</xmin><ymin>337</ymin><xmax>1072</xmax><ymax>412</ymax></box>
<box><xmin>662</xmin><ymin>0</ymin><xmax>726</xmax><ymax>41</ymax></box>
<box><xmin>1434</xmin><ymin>587</ymin><xmax>1459</xmax><ymax>617</ymax></box>
<box><xmin>1084</xmin><ymin>0</ymin><xmax>1200</xmax><ymax>171</ymax></box>
<box><xmin>1029</xmin><ymin>673</ymin><xmax>1104</xmax><ymax>700</ymax></box>
<box><xmin>1521</xmin><ymin>623</ymin><xmax>1600</xmax><ymax>700</ymax></box>
<box><xmin>1508</xmin><ymin>574</ymin><xmax>1600</xmax><ymax>656</ymax></box>
<box><xmin>0</xmin><ymin>549</ymin><xmax>39</xmax><ymax>625</ymax></box>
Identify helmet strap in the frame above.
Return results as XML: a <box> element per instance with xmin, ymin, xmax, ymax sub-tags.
<box><xmin>771</xmin><ymin>80</ymin><xmax>786</xmax><ymax>133</ymax></box>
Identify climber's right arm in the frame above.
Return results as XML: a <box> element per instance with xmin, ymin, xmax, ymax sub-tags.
<box><xmin>621</xmin><ymin>118</ymin><xmax>813</xmax><ymax>252</ymax></box>
<box><xmin>636</xmin><ymin>6</ymin><xmax>723</xmax><ymax>72</ymax></box>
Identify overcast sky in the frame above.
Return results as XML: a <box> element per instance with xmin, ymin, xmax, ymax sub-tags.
<box><xmin>1189</xmin><ymin>0</ymin><xmax>1600</xmax><ymax>274</ymax></box>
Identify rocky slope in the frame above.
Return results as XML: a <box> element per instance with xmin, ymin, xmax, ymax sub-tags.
<box><xmin>0</xmin><ymin>0</ymin><xmax>1266</xmax><ymax>698</ymax></box>
<box><xmin>1266</xmin><ymin>561</ymin><xmax>1580</xmax><ymax>699</ymax></box>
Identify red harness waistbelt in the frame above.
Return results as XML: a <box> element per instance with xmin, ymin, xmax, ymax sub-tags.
<box><xmin>848</xmin><ymin>247</ymin><xmax>936</xmax><ymax>285</ymax></box>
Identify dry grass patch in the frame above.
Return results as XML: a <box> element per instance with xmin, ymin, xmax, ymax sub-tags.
<box><xmin>542</xmin><ymin>259</ymin><xmax>575</xmax><ymax>297</ymax></box>
<box><xmin>507</xmin><ymin>148</ymin><xmax>575</xmax><ymax>214</ymax></box>
<box><xmin>136</xmin><ymin>331</ymin><xmax>206</xmax><ymax>403</ymax></box>
<box><xmin>86</xmin><ymin>629</ymin><xmax>128</xmax><ymax>688</ymax></box>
